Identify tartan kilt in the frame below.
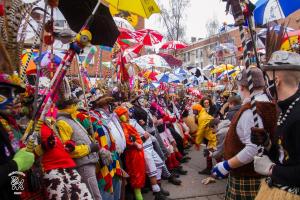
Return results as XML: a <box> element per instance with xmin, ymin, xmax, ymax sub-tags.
<box><xmin>225</xmin><ymin>174</ymin><xmax>261</xmax><ymax>200</ymax></box>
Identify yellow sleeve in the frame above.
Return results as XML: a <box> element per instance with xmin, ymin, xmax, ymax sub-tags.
<box><xmin>56</xmin><ymin>120</ymin><xmax>90</xmax><ymax>158</ymax></box>
<box><xmin>195</xmin><ymin>116</ymin><xmax>205</xmax><ymax>145</ymax></box>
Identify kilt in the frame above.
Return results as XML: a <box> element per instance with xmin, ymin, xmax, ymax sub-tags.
<box><xmin>225</xmin><ymin>174</ymin><xmax>261</xmax><ymax>200</ymax></box>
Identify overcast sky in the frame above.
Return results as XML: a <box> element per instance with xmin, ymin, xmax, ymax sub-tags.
<box><xmin>145</xmin><ymin>0</ymin><xmax>258</xmax><ymax>41</ymax></box>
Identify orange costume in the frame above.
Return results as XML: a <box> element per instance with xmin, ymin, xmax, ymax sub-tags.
<box><xmin>114</xmin><ymin>107</ymin><xmax>146</xmax><ymax>189</ymax></box>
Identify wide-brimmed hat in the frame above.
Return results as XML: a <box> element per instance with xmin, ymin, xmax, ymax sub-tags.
<box><xmin>262</xmin><ymin>51</ymin><xmax>300</xmax><ymax>71</ymax></box>
<box><xmin>0</xmin><ymin>73</ymin><xmax>26</xmax><ymax>93</ymax></box>
<box><xmin>91</xmin><ymin>94</ymin><xmax>114</xmax><ymax>108</ymax></box>
<box><xmin>56</xmin><ymin>77</ymin><xmax>80</xmax><ymax>109</ymax></box>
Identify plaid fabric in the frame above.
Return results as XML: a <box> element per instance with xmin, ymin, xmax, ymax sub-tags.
<box><xmin>225</xmin><ymin>175</ymin><xmax>261</xmax><ymax>200</ymax></box>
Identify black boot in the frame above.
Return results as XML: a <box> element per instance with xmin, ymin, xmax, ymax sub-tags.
<box><xmin>198</xmin><ymin>168</ymin><xmax>212</xmax><ymax>175</ymax></box>
<box><xmin>175</xmin><ymin>167</ymin><xmax>188</xmax><ymax>175</ymax></box>
<box><xmin>158</xmin><ymin>183</ymin><xmax>170</xmax><ymax>196</ymax></box>
<box><xmin>180</xmin><ymin>156</ymin><xmax>190</xmax><ymax>163</ymax></box>
<box><xmin>168</xmin><ymin>174</ymin><xmax>181</xmax><ymax>185</ymax></box>
<box><xmin>154</xmin><ymin>191</ymin><xmax>170</xmax><ymax>200</ymax></box>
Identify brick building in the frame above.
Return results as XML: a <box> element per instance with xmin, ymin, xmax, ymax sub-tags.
<box><xmin>178</xmin><ymin>10</ymin><xmax>300</xmax><ymax>69</ymax></box>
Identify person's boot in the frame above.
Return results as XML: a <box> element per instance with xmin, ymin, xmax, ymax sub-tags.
<box><xmin>168</xmin><ymin>174</ymin><xmax>181</xmax><ymax>185</ymax></box>
<box><xmin>154</xmin><ymin>191</ymin><xmax>170</xmax><ymax>200</ymax></box>
<box><xmin>198</xmin><ymin>168</ymin><xmax>212</xmax><ymax>175</ymax></box>
<box><xmin>175</xmin><ymin>167</ymin><xmax>188</xmax><ymax>175</ymax></box>
<box><xmin>158</xmin><ymin>183</ymin><xmax>170</xmax><ymax>196</ymax></box>
<box><xmin>180</xmin><ymin>156</ymin><xmax>191</xmax><ymax>163</ymax></box>
<box><xmin>234</xmin><ymin>15</ymin><xmax>245</xmax><ymax>26</ymax></box>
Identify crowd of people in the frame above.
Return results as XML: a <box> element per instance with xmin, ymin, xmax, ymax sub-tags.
<box><xmin>1</xmin><ymin>32</ymin><xmax>300</xmax><ymax>200</ymax></box>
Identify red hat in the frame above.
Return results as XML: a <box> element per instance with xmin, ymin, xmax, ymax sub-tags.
<box><xmin>114</xmin><ymin>106</ymin><xmax>128</xmax><ymax>117</ymax></box>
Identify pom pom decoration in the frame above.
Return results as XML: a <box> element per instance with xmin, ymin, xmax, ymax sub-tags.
<box><xmin>47</xmin><ymin>0</ymin><xmax>59</xmax><ymax>8</ymax></box>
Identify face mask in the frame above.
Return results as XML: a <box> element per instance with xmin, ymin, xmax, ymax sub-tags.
<box><xmin>0</xmin><ymin>95</ymin><xmax>13</xmax><ymax>110</ymax></box>
<box><xmin>138</xmin><ymin>98</ymin><xmax>144</xmax><ymax>106</ymax></box>
<box><xmin>120</xmin><ymin>115</ymin><xmax>127</xmax><ymax>122</ymax></box>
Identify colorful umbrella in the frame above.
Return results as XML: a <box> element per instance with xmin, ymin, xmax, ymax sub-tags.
<box><xmin>254</xmin><ymin>0</ymin><xmax>300</xmax><ymax>26</ymax></box>
<box><xmin>131</xmin><ymin>54</ymin><xmax>171</xmax><ymax>69</ymax></box>
<box><xmin>158</xmin><ymin>53</ymin><xmax>182</xmax><ymax>68</ymax></box>
<box><xmin>155</xmin><ymin>72</ymin><xmax>180</xmax><ymax>83</ymax></box>
<box><xmin>122</xmin><ymin>43</ymin><xmax>143</xmax><ymax>63</ymax></box>
<box><xmin>105</xmin><ymin>0</ymin><xmax>160</xmax><ymax>18</ymax></box>
<box><xmin>143</xmin><ymin>70</ymin><xmax>159</xmax><ymax>81</ymax></box>
<box><xmin>113</xmin><ymin>17</ymin><xmax>135</xmax><ymax>31</ymax></box>
<box><xmin>135</xmin><ymin>29</ymin><xmax>163</xmax><ymax>46</ymax></box>
<box><xmin>211</xmin><ymin>64</ymin><xmax>235</xmax><ymax>74</ymax></box>
<box><xmin>280</xmin><ymin>30</ymin><xmax>300</xmax><ymax>51</ymax></box>
<box><xmin>160</xmin><ymin>40</ymin><xmax>188</xmax><ymax>50</ymax></box>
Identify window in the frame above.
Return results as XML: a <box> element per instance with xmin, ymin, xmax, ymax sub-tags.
<box><xmin>196</xmin><ymin>49</ymin><xmax>199</xmax><ymax>58</ymax></box>
<box><xmin>188</xmin><ymin>52</ymin><xmax>190</xmax><ymax>61</ymax></box>
<box><xmin>183</xmin><ymin>53</ymin><xmax>186</xmax><ymax>62</ymax></box>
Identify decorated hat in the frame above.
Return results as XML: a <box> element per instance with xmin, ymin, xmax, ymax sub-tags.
<box><xmin>191</xmin><ymin>104</ymin><xmax>203</xmax><ymax>112</ymax></box>
<box><xmin>114</xmin><ymin>106</ymin><xmax>128</xmax><ymax>117</ymax></box>
<box><xmin>262</xmin><ymin>51</ymin><xmax>300</xmax><ymax>71</ymax></box>
<box><xmin>56</xmin><ymin>77</ymin><xmax>80</xmax><ymax>109</ymax></box>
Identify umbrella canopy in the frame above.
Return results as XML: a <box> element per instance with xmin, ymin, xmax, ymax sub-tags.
<box><xmin>58</xmin><ymin>1</ymin><xmax>119</xmax><ymax>46</ymax></box>
<box><xmin>158</xmin><ymin>53</ymin><xmax>182</xmax><ymax>68</ymax></box>
<box><xmin>254</xmin><ymin>0</ymin><xmax>300</xmax><ymax>26</ymax></box>
<box><xmin>156</xmin><ymin>72</ymin><xmax>180</xmax><ymax>83</ymax></box>
<box><xmin>105</xmin><ymin>0</ymin><xmax>161</xmax><ymax>18</ymax></box>
<box><xmin>131</xmin><ymin>54</ymin><xmax>171</xmax><ymax>69</ymax></box>
<box><xmin>122</xmin><ymin>43</ymin><xmax>143</xmax><ymax>63</ymax></box>
<box><xmin>281</xmin><ymin>30</ymin><xmax>300</xmax><ymax>51</ymax></box>
<box><xmin>143</xmin><ymin>70</ymin><xmax>159</xmax><ymax>81</ymax></box>
<box><xmin>174</xmin><ymin>68</ymin><xmax>190</xmax><ymax>76</ymax></box>
<box><xmin>160</xmin><ymin>41</ymin><xmax>188</xmax><ymax>50</ymax></box>
<box><xmin>135</xmin><ymin>29</ymin><xmax>164</xmax><ymax>46</ymax></box>
<box><xmin>113</xmin><ymin>17</ymin><xmax>135</xmax><ymax>31</ymax></box>
<box><xmin>211</xmin><ymin>64</ymin><xmax>235</xmax><ymax>74</ymax></box>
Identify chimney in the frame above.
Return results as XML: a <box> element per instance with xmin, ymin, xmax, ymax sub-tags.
<box><xmin>191</xmin><ymin>37</ymin><xmax>197</xmax><ymax>43</ymax></box>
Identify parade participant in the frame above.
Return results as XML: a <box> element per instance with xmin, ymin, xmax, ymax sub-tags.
<box><xmin>201</xmin><ymin>96</ymin><xmax>218</xmax><ymax>117</ymax></box>
<box><xmin>0</xmin><ymin>75</ymin><xmax>35</xmax><ymax>200</ymax></box>
<box><xmin>252</xmin><ymin>51</ymin><xmax>300</xmax><ymax>200</ymax></box>
<box><xmin>212</xmin><ymin>67</ymin><xmax>277</xmax><ymax>200</ymax></box>
<box><xmin>191</xmin><ymin>104</ymin><xmax>218</xmax><ymax>175</ymax></box>
<box><xmin>224</xmin><ymin>0</ymin><xmax>245</xmax><ymax>26</ymax></box>
<box><xmin>138</xmin><ymin>96</ymin><xmax>182</xmax><ymax>186</ymax></box>
<box><xmin>114</xmin><ymin>106</ymin><xmax>146</xmax><ymax>200</ymax></box>
<box><xmin>150</xmin><ymin>102</ymin><xmax>187</xmax><ymax>176</ymax></box>
<box><xmin>56</xmin><ymin>78</ymin><xmax>102</xmax><ymax>200</ymax></box>
<box><xmin>225</xmin><ymin>95</ymin><xmax>242</xmax><ymax>121</ymax></box>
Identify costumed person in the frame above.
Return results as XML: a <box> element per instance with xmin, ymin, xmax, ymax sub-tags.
<box><xmin>212</xmin><ymin>67</ymin><xmax>277</xmax><ymax>200</ymax></box>
<box><xmin>114</xmin><ymin>106</ymin><xmax>146</xmax><ymax>200</ymax></box>
<box><xmin>29</xmin><ymin>76</ymin><xmax>93</xmax><ymax>199</ymax></box>
<box><xmin>0</xmin><ymin>42</ymin><xmax>35</xmax><ymax>199</ymax></box>
<box><xmin>89</xmin><ymin>91</ymin><xmax>127</xmax><ymax>200</ymax></box>
<box><xmin>139</xmin><ymin>96</ymin><xmax>182</xmax><ymax>186</ymax></box>
<box><xmin>126</xmin><ymin>100</ymin><xmax>170</xmax><ymax>200</ymax></box>
<box><xmin>56</xmin><ymin>78</ymin><xmax>102</xmax><ymax>200</ymax></box>
<box><xmin>191</xmin><ymin>104</ymin><xmax>219</xmax><ymax>175</ymax></box>
<box><xmin>80</xmin><ymin>92</ymin><xmax>123</xmax><ymax>200</ymax></box>
<box><xmin>251</xmin><ymin>51</ymin><xmax>300</xmax><ymax>200</ymax></box>
<box><xmin>201</xmin><ymin>96</ymin><xmax>218</xmax><ymax>117</ymax></box>
<box><xmin>150</xmin><ymin>102</ymin><xmax>187</xmax><ymax>176</ymax></box>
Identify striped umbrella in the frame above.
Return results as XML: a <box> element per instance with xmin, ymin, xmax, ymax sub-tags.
<box><xmin>135</xmin><ymin>29</ymin><xmax>164</xmax><ymax>46</ymax></box>
<box><xmin>160</xmin><ymin>40</ymin><xmax>188</xmax><ymax>50</ymax></box>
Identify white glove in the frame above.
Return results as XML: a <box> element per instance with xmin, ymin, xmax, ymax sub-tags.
<box><xmin>212</xmin><ymin>160</ymin><xmax>231</xmax><ymax>179</ymax></box>
<box><xmin>99</xmin><ymin>149</ymin><xmax>113</xmax><ymax>166</ymax></box>
<box><xmin>254</xmin><ymin>155</ymin><xmax>275</xmax><ymax>176</ymax></box>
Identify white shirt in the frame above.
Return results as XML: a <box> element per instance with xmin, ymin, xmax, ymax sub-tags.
<box><xmin>236</xmin><ymin>92</ymin><xmax>270</xmax><ymax>164</ymax></box>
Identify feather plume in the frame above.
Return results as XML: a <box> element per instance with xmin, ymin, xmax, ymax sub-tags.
<box><xmin>265</xmin><ymin>22</ymin><xmax>286</xmax><ymax>62</ymax></box>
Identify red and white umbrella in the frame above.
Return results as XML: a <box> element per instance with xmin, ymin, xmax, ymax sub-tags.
<box><xmin>135</xmin><ymin>29</ymin><xmax>163</xmax><ymax>46</ymax></box>
<box><xmin>122</xmin><ymin>43</ymin><xmax>143</xmax><ymax>63</ymax></box>
<box><xmin>160</xmin><ymin>40</ymin><xmax>188</xmax><ymax>50</ymax></box>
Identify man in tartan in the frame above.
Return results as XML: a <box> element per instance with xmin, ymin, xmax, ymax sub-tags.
<box><xmin>212</xmin><ymin>67</ymin><xmax>277</xmax><ymax>200</ymax></box>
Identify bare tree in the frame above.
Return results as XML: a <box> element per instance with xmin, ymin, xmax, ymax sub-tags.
<box><xmin>205</xmin><ymin>16</ymin><xmax>220</xmax><ymax>37</ymax></box>
<box><xmin>158</xmin><ymin>0</ymin><xmax>190</xmax><ymax>41</ymax></box>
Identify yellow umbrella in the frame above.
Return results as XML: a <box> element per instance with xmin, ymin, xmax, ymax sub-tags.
<box><xmin>105</xmin><ymin>0</ymin><xmax>161</xmax><ymax>18</ymax></box>
<box><xmin>211</xmin><ymin>64</ymin><xmax>235</xmax><ymax>74</ymax></box>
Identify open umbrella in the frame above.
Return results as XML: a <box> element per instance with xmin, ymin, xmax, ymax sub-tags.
<box><xmin>135</xmin><ymin>29</ymin><xmax>163</xmax><ymax>46</ymax></box>
<box><xmin>105</xmin><ymin>0</ymin><xmax>160</xmax><ymax>18</ymax></box>
<box><xmin>58</xmin><ymin>1</ymin><xmax>119</xmax><ymax>46</ymax></box>
<box><xmin>131</xmin><ymin>54</ymin><xmax>171</xmax><ymax>69</ymax></box>
<box><xmin>280</xmin><ymin>30</ymin><xmax>300</xmax><ymax>51</ymax></box>
<box><xmin>122</xmin><ymin>43</ymin><xmax>143</xmax><ymax>63</ymax></box>
<box><xmin>160</xmin><ymin>41</ymin><xmax>188</xmax><ymax>50</ymax></box>
<box><xmin>158</xmin><ymin>53</ymin><xmax>182</xmax><ymax>68</ymax></box>
<box><xmin>156</xmin><ymin>72</ymin><xmax>180</xmax><ymax>83</ymax></box>
<box><xmin>113</xmin><ymin>17</ymin><xmax>135</xmax><ymax>31</ymax></box>
<box><xmin>254</xmin><ymin>0</ymin><xmax>300</xmax><ymax>26</ymax></box>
